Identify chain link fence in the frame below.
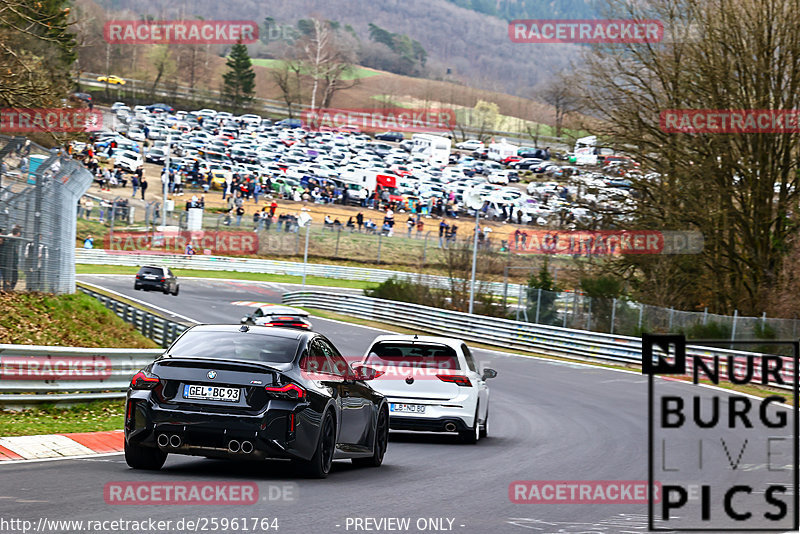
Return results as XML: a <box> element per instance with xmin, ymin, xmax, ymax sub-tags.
<box><xmin>0</xmin><ymin>135</ymin><xmax>94</xmax><ymax>294</ymax></box>
<box><xmin>101</xmin><ymin>213</ymin><xmax>505</xmax><ymax>269</ymax></box>
<box><xmin>516</xmin><ymin>285</ymin><xmax>799</xmax><ymax>343</ymax></box>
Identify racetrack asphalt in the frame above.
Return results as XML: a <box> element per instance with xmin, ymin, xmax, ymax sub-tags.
<box><xmin>0</xmin><ymin>274</ymin><xmax>791</xmax><ymax>533</ymax></box>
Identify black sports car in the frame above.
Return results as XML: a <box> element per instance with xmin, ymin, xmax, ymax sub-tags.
<box><xmin>124</xmin><ymin>325</ymin><xmax>389</xmax><ymax>478</ymax></box>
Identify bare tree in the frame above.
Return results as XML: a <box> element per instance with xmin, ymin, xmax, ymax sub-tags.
<box><xmin>576</xmin><ymin>0</ymin><xmax>800</xmax><ymax>315</ymax></box>
<box><xmin>538</xmin><ymin>73</ymin><xmax>579</xmax><ymax>139</ymax></box>
<box><xmin>270</xmin><ymin>55</ymin><xmax>303</xmax><ymax>118</ymax></box>
<box><xmin>296</xmin><ymin>17</ymin><xmax>359</xmax><ymax>111</ymax></box>
<box><xmin>149</xmin><ymin>45</ymin><xmax>176</xmax><ymax>97</ymax></box>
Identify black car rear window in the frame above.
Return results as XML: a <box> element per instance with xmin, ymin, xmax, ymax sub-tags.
<box><xmin>139</xmin><ymin>267</ymin><xmax>162</xmax><ymax>275</ymax></box>
<box><xmin>168</xmin><ymin>331</ymin><xmax>300</xmax><ymax>363</ymax></box>
<box><xmin>365</xmin><ymin>342</ymin><xmax>460</xmax><ymax>370</ymax></box>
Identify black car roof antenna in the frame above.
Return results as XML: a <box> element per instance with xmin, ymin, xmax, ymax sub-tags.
<box><xmin>240</xmin><ymin>324</ymin><xmax>249</xmax><ymax>332</ymax></box>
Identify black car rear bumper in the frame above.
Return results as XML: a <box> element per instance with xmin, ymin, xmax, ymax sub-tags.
<box><xmin>135</xmin><ymin>281</ymin><xmax>166</xmax><ymax>291</ymax></box>
<box><xmin>126</xmin><ymin>396</ymin><xmax>313</xmax><ymax>461</ymax></box>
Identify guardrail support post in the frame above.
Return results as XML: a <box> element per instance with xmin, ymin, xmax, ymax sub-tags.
<box><xmin>334</xmin><ymin>227</ymin><xmax>341</xmax><ymax>257</ymax></box>
<box><xmin>162</xmin><ymin>323</ymin><xmax>169</xmax><ymax>348</ymax></box>
<box><xmin>535</xmin><ymin>288</ymin><xmax>541</xmax><ymax>324</ymax></box>
<box><xmin>586</xmin><ymin>299</ymin><xmax>592</xmax><ymax>331</ymax></box>
<box><xmin>610</xmin><ymin>297</ymin><xmax>616</xmax><ymax>334</ymax></box>
<box><xmin>638</xmin><ymin>304</ymin><xmax>644</xmax><ymax>331</ymax></box>
<box><xmin>502</xmin><ymin>266</ymin><xmax>509</xmax><ymax>310</ymax></box>
<box><xmin>376</xmin><ymin>233</ymin><xmax>382</xmax><ymax>264</ymax></box>
<box><xmin>731</xmin><ymin>309</ymin><xmax>738</xmax><ymax>345</ymax></box>
<box><xmin>668</xmin><ymin>307</ymin><xmax>674</xmax><ymax>331</ymax></box>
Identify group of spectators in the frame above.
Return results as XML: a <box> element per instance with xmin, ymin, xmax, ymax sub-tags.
<box><xmin>0</xmin><ymin>225</ymin><xmax>51</xmax><ymax>292</ymax></box>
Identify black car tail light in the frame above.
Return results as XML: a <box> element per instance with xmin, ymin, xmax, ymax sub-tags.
<box><xmin>130</xmin><ymin>370</ymin><xmax>160</xmax><ymax>390</ymax></box>
<box><xmin>436</xmin><ymin>374</ymin><xmax>472</xmax><ymax>387</ymax></box>
<box><xmin>264</xmin><ymin>383</ymin><xmax>305</xmax><ymax>399</ymax></box>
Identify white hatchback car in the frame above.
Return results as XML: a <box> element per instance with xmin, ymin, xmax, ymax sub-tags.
<box><xmin>358</xmin><ymin>335</ymin><xmax>496</xmax><ymax>443</ymax></box>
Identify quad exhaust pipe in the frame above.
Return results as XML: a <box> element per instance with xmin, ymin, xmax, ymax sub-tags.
<box><xmin>444</xmin><ymin>422</ymin><xmax>457</xmax><ymax>432</ymax></box>
<box><xmin>227</xmin><ymin>440</ymin><xmax>253</xmax><ymax>454</ymax></box>
<box><xmin>157</xmin><ymin>434</ymin><xmax>183</xmax><ymax>448</ymax></box>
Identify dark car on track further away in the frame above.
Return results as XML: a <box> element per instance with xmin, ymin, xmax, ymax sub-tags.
<box><xmin>134</xmin><ymin>265</ymin><xmax>179</xmax><ymax>295</ymax></box>
<box><xmin>124</xmin><ymin>325</ymin><xmax>390</xmax><ymax>478</ymax></box>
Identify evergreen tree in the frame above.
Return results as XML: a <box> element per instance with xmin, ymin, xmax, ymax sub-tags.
<box><xmin>222</xmin><ymin>41</ymin><xmax>256</xmax><ymax>112</ymax></box>
<box><xmin>527</xmin><ymin>260</ymin><xmax>560</xmax><ymax>325</ymax></box>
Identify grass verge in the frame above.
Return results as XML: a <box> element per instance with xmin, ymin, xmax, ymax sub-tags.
<box><xmin>75</xmin><ymin>264</ymin><xmax>379</xmax><ymax>290</ymax></box>
<box><xmin>0</xmin><ymin>400</ymin><xmax>124</xmax><ymax>436</ymax></box>
<box><xmin>0</xmin><ymin>292</ymin><xmax>156</xmax><ymax>348</ymax></box>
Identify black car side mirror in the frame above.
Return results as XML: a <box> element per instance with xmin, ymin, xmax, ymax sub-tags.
<box><xmin>481</xmin><ymin>368</ymin><xmax>497</xmax><ymax>380</ymax></box>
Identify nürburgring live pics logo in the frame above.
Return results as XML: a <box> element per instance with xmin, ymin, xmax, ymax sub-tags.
<box><xmin>643</xmin><ymin>334</ymin><xmax>799</xmax><ymax>531</ymax></box>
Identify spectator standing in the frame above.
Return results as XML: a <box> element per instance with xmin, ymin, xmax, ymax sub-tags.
<box><xmin>439</xmin><ymin>220</ymin><xmax>448</xmax><ymax>248</ymax></box>
<box><xmin>2</xmin><ymin>228</ymin><xmax>22</xmax><ymax>291</ymax></box>
<box><xmin>356</xmin><ymin>212</ymin><xmax>364</xmax><ymax>232</ymax></box>
<box><xmin>140</xmin><ymin>177</ymin><xmax>148</xmax><ymax>200</ymax></box>
<box><xmin>131</xmin><ymin>173</ymin><xmax>139</xmax><ymax>198</ymax></box>
<box><xmin>83</xmin><ymin>197</ymin><xmax>94</xmax><ymax>219</ymax></box>
<box><xmin>448</xmin><ymin>224</ymin><xmax>458</xmax><ymax>244</ymax></box>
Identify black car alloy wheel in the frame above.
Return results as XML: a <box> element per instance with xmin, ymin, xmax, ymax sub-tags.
<box><xmin>297</xmin><ymin>410</ymin><xmax>336</xmax><ymax>478</ymax></box>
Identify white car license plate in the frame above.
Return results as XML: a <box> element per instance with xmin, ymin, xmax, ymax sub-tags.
<box><xmin>390</xmin><ymin>403</ymin><xmax>426</xmax><ymax>414</ymax></box>
<box><xmin>183</xmin><ymin>384</ymin><xmax>240</xmax><ymax>402</ymax></box>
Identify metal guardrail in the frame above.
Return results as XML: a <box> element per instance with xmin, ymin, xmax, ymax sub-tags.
<box><xmin>0</xmin><ymin>345</ymin><xmax>162</xmax><ymax>404</ymax></box>
<box><xmin>77</xmin><ymin>286</ymin><xmax>189</xmax><ymax>348</ymax></box>
<box><xmin>0</xmin><ymin>288</ymin><xmax>184</xmax><ymax>405</ymax></box>
<box><xmin>282</xmin><ymin>290</ymin><xmax>795</xmax><ymax>390</ymax></box>
<box><xmin>75</xmin><ymin>249</ymin><xmax>521</xmax><ymax>296</ymax></box>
